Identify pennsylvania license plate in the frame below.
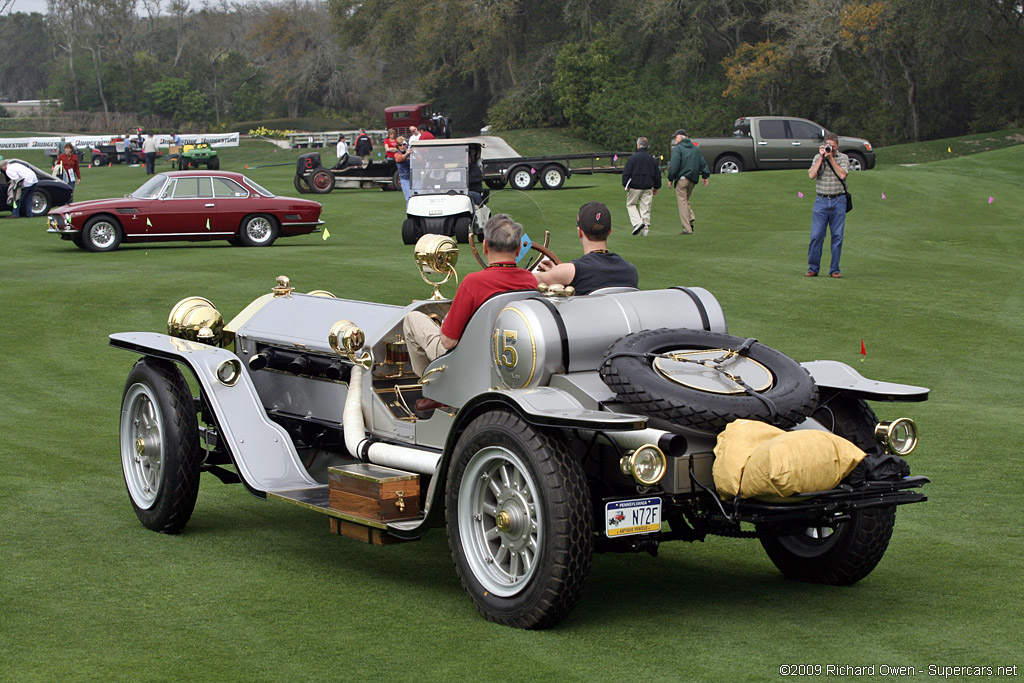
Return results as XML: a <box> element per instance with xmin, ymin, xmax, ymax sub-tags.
<box><xmin>605</xmin><ymin>497</ymin><xmax>662</xmax><ymax>537</ymax></box>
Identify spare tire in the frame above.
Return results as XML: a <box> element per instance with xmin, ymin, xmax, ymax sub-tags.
<box><xmin>599</xmin><ymin>328</ymin><xmax>817</xmax><ymax>432</ymax></box>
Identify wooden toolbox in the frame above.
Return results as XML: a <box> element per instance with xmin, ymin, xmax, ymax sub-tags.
<box><xmin>328</xmin><ymin>463</ymin><xmax>421</xmax><ymax>522</ymax></box>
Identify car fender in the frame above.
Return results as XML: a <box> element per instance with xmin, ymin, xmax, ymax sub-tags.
<box><xmin>801</xmin><ymin>360</ymin><xmax>929</xmax><ymax>402</ymax></box>
<box><xmin>109</xmin><ymin>331</ymin><xmax>320</xmax><ymax>496</ymax></box>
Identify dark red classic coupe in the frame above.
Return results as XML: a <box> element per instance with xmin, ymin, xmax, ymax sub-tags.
<box><xmin>46</xmin><ymin>171</ymin><xmax>324</xmax><ymax>251</ymax></box>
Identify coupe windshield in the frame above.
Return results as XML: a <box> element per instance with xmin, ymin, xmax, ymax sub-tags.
<box><xmin>410</xmin><ymin>145</ymin><xmax>469</xmax><ymax>194</ymax></box>
<box><xmin>132</xmin><ymin>174</ymin><xmax>168</xmax><ymax>199</ymax></box>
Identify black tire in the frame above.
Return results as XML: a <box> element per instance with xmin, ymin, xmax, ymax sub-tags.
<box><xmin>539</xmin><ymin>165</ymin><xmax>565</xmax><ymax>190</ymax></box>
<box><xmin>509</xmin><ymin>166</ymin><xmax>536</xmax><ymax>190</ymax></box>
<box><xmin>31</xmin><ymin>188</ymin><xmax>52</xmax><ymax>215</ymax></box>
<box><xmin>485</xmin><ymin>178</ymin><xmax>507</xmax><ymax>190</ymax></box>
<box><xmin>294</xmin><ymin>174</ymin><xmax>311</xmax><ymax>194</ymax></box>
<box><xmin>310</xmin><ymin>168</ymin><xmax>334</xmax><ymax>194</ymax></box>
<box><xmin>401</xmin><ymin>218</ymin><xmax>418</xmax><ymax>245</ymax></box>
<box><xmin>207</xmin><ymin>156</ymin><xmax>220</xmax><ymax>170</ymax></box>
<box><xmin>846</xmin><ymin>152</ymin><xmax>866</xmax><ymax>172</ymax></box>
<box><xmin>714</xmin><ymin>154</ymin><xmax>744</xmax><ymax>174</ymax></box>
<box><xmin>81</xmin><ymin>215</ymin><xmax>123</xmax><ymax>252</ymax></box>
<box><xmin>119</xmin><ymin>358</ymin><xmax>201</xmax><ymax>534</ymax></box>
<box><xmin>91</xmin><ymin>155</ymin><xmax>104</xmax><ymax>167</ymax></box>
<box><xmin>758</xmin><ymin>395</ymin><xmax>896</xmax><ymax>584</ymax></box>
<box><xmin>392</xmin><ymin>170</ymin><xmax>401</xmax><ymax>191</ymax></box>
<box><xmin>446</xmin><ymin>410</ymin><xmax>592</xmax><ymax>629</ymax></box>
<box><xmin>599</xmin><ymin>328</ymin><xmax>817</xmax><ymax>432</ymax></box>
<box><xmin>453</xmin><ymin>216</ymin><xmax>471</xmax><ymax>243</ymax></box>
<box><xmin>237</xmin><ymin>214</ymin><xmax>279</xmax><ymax>247</ymax></box>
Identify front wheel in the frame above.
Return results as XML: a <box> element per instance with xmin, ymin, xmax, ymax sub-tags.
<box><xmin>120</xmin><ymin>359</ymin><xmax>201</xmax><ymax>534</ymax></box>
<box><xmin>485</xmin><ymin>178</ymin><xmax>507</xmax><ymax>190</ymax></box>
<box><xmin>446</xmin><ymin>410</ymin><xmax>593</xmax><ymax>629</ymax></box>
<box><xmin>82</xmin><ymin>215</ymin><xmax>123</xmax><ymax>252</ymax></box>
<box><xmin>509</xmin><ymin>166</ymin><xmax>536</xmax><ymax>190</ymax></box>
<box><xmin>846</xmin><ymin>152</ymin><xmax>866</xmax><ymax>171</ymax></box>
<box><xmin>31</xmin><ymin>189</ymin><xmax>52</xmax><ymax>215</ymax></box>
<box><xmin>714</xmin><ymin>154</ymin><xmax>744</xmax><ymax>173</ymax></box>
<box><xmin>453</xmin><ymin>216</ymin><xmax>471</xmax><ymax>243</ymax></box>
<box><xmin>401</xmin><ymin>218</ymin><xmax>419</xmax><ymax>245</ymax></box>
<box><xmin>207</xmin><ymin>156</ymin><xmax>220</xmax><ymax>170</ymax></box>
<box><xmin>294</xmin><ymin>174</ymin><xmax>311</xmax><ymax>194</ymax></box>
<box><xmin>238</xmin><ymin>214</ymin><xmax>278</xmax><ymax>247</ymax></box>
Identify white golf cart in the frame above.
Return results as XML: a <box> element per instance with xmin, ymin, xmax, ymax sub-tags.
<box><xmin>401</xmin><ymin>139</ymin><xmax>489</xmax><ymax>245</ymax></box>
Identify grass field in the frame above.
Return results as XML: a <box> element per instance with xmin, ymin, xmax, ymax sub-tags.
<box><xmin>1</xmin><ymin>135</ymin><xmax>1022</xmax><ymax>681</ymax></box>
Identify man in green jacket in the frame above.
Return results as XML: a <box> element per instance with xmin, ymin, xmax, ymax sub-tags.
<box><xmin>667</xmin><ymin>129</ymin><xmax>711</xmax><ymax>235</ymax></box>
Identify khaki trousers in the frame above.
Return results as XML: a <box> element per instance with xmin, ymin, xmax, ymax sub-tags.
<box><xmin>403</xmin><ymin>311</ymin><xmax>445</xmax><ymax>377</ymax></box>
<box><xmin>625</xmin><ymin>188</ymin><xmax>653</xmax><ymax>231</ymax></box>
<box><xmin>674</xmin><ymin>178</ymin><xmax>696</xmax><ymax>233</ymax></box>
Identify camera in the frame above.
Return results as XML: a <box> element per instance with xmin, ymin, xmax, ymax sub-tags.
<box><xmin>824</xmin><ymin>144</ymin><xmax>833</xmax><ymax>154</ymax></box>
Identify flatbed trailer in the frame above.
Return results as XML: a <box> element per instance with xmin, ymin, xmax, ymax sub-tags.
<box><xmin>482</xmin><ymin>152</ymin><xmax>633</xmax><ymax>190</ymax></box>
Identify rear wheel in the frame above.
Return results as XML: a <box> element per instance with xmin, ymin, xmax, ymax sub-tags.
<box><xmin>82</xmin><ymin>215</ymin><xmax>122</xmax><ymax>252</ymax></box>
<box><xmin>447</xmin><ymin>410</ymin><xmax>592</xmax><ymax>628</ymax></box>
<box><xmin>310</xmin><ymin>169</ymin><xmax>334</xmax><ymax>194</ymax></box>
<box><xmin>91</xmin><ymin>156</ymin><xmax>104</xmax><ymax>167</ymax></box>
<box><xmin>759</xmin><ymin>396</ymin><xmax>897</xmax><ymax>584</ymax></box>
<box><xmin>714</xmin><ymin>154</ymin><xmax>744</xmax><ymax>173</ymax></box>
<box><xmin>509</xmin><ymin>166</ymin><xmax>536</xmax><ymax>190</ymax></box>
<box><xmin>539</xmin><ymin>165</ymin><xmax>565</xmax><ymax>190</ymax></box>
<box><xmin>238</xmin><ymin>214</ymin><xmax>278</xmax><ymax>247</ymax></box>
<box><xmin>119</xmin><ymin>359</ymin><xmax>201</xmax><ymax>534</ymax></box>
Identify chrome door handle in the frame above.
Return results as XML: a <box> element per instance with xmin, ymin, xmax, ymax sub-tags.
<box><xmin>205</xmin><ymin>203</ymin><xmax>215</xmax><ymax>207</ymax></box>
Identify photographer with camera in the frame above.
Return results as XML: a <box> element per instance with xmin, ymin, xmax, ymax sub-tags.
<box><xmin>805</xmin><ymin>132</ymin><xmax>850</xmax><ymax>278</ymax></box>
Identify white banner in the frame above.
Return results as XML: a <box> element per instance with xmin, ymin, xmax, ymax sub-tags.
<box><xmin>0</xmin><ymin>132</ymin><xmax>240</xmax><ymax>151</ymax></box>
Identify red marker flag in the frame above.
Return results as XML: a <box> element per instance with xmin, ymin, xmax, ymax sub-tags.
<box><xmin>860</xmin><ymin>339</ymin><xmax>866</xmax><ymax>356</ymax></box>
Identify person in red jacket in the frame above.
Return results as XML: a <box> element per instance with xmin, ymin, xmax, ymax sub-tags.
<box><xmin>55</xmin><ymin>143</ymin><xmax>82</xmax><ymax>201</ymax></box>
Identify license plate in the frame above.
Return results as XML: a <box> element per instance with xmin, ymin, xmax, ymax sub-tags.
<box><xmin>605</xmin><ymin>497</ymin><xmax>662</xmax><ymax>537</ymax></box>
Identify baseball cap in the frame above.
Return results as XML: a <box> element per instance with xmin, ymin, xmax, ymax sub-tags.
<box><xmin>674</xmin><ymin>129</ymin><xmax>688</xmax><ymax>137</ymax></box>
<box><xmin>577</xmin><ymin>201</ymin><xmax>611</xmax><ymax>232</ymax></box>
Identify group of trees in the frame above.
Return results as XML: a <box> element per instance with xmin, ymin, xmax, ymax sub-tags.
<box><xmin>1</xmin><ymin>0</ymin><xmax>1022</xmax><ymax>150</ymax></box>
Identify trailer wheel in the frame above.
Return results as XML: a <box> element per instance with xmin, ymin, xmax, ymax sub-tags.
<box><xmin>447</xmin><ymin>410</ymin><xmax>592</xmax><ymax>628</ymax></box>
<box><xmin>120</xmin><ymin>358</ymin><xmax>201</xmax><ymax>534</ymax></box>
<box><xmin>539</xmin><ymin>165</ymin><xmax>565</xmax><ymax>190</ymax></box>
<box><xmin>714</xmin><ymin>155</ymin><xmax>744</xmax><ymax>174</ymax></box>
<box><xmin>310</xmin><ymin>169</ymin><xmax>334</xmax><ymax>194</ymax></box>
<box><xmin>485</xmin><ymin>178</ymin><xmax>507</xmax><ymax>190</ymax></box>
<box><xmin>509</xmin><ymin>166</ymin><xmax>536</xmax><ymax>190</ymax></box>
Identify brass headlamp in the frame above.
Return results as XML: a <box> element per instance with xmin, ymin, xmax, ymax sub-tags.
<box><xmin>329</xmin><ymin>319</ymin><xmax>372</xmax><ymax>369</ymax></box>
<box><xmin>167</xmin><ymin>296</ymin><xmax>230</xmax><ymax>347</ymax></box>
<box><xmin>414</xmin><ymin>234</ymin><xmax>459</xmax><ymax>300</ymax></box>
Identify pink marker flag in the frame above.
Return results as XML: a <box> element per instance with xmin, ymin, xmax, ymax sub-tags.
<box><xmin>881</xmin><ymin>193</ymin><xmax>886</xmax><ymax>200</ymax></box>
<box><xmin>797</xmin><ymin>191</ymin><xmax>804</xmax><ymax>199</ymax></box>
<box><xmin>988</xmin><ymin>196</ymin><xmax>994</xmax><ymax>204</ymax></box>
<box><xmin>613</xmin><ymin>154</ymin><xmax>618</xmax><ymax>162</ymax></box>
<box><xmin>531</xmin><ymin>167</ymin><xmax>536</xmax><ymax>174</ymax></box>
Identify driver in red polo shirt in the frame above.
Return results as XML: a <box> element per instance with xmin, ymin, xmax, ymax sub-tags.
<box><xmin>403</xmin><ymin>214</ymin><xmax>537</xmax><ymax>378</ymax></box>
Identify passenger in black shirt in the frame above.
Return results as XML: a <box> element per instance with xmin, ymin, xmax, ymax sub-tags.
<box><xmin>534</xmin><ymin>201</ymin><xmax>638</xmax><ymax>295</ymax></box>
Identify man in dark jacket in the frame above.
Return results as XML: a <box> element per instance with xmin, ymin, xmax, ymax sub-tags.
<box><xmin>621</xmin><ymin>136</ymin><xmax>662</xmax><ymax>237</ymax></box>
<box><xmin>354</xmin><ymin>128</ymin><xmax>373</xmax><ymax>165</ymax></box>
<box><xmin>666</xmin><ymin>129</ymin><xmax>711</xmax><ymax>235</ymax></box>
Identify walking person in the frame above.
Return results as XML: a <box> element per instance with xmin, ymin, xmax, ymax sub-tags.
<box><xmin>394</xmin><ymin>137</ymin><xmax>412</xmax><ymax>201</ymax></box>
<box><xmin>621</xmin><ymin>137</ymin><xmax>661</xmax><ymax>236</ymax></box>
<box><xmin>805</xmin><ymin>132</ymin><xmax>850</xmax><ymax>278</ymax></box>
<box><xmin>666</xmin><ymin>129</ymin><xmax>710</xmax><ymax>234</ymax></box>
<box><xmin>55</xmin><ymin>143</ymin><xmax>81</xmax><ymax>201</ymax></box>
<box><xmin>355</xmin><ymin>128</ymin><xmax>373</xmax><ymax>165</ymax></box>
<box><xmin>142</xmin><ymin>133</ymin><xmax>160</xmax><ymax>175</ymax></box>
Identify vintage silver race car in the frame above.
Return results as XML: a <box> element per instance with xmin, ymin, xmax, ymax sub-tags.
<box><xmin>111</xmin><ymin>237</ymin><xmax>929</xmax><ymax>629</ymax></box>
